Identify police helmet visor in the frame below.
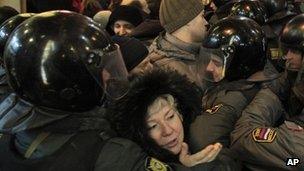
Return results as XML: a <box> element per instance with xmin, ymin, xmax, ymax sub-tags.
<box><xmin>198</xmin><ymin>45</ymin><xmax>235</xmax><ymax>82</ymax></box>
<box><xmin>86</xmin><ymin>43</ymin><xmax>129</xmax><ymax>100</ymax></box>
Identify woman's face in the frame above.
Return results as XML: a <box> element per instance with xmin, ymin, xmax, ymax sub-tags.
<box><xmin>113</xmin><ymin>20</ymin><xmax>135</xmax><ymax>36</ymax></box>
<box><xmin>146</xmin><ymin>98</ymin><xmax>184</xmax><ymax>155</ymax></box>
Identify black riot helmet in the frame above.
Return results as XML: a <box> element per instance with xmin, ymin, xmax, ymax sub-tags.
<box><xmin>259</xmin><ymin>0</ymin><xmax>295</xmax><ymax>35</ymax></box>
<box><xmin>4</xmin><ymin>10</ymin><xmax>128</xmax><ymax>112</ymax></box>
<box><xmin>0</xmin><ymin>6</ymin><xmax>19</xmax><ymax>25</ymax></box>
<box><xmin>259</xmin><ymin>0</ymin><xmax>288</xmax><ymax>17</ymax></box>
<box><xmin>200</xmin><ymin>16</ymin><xmax>267</xmax><ymax>82</ymax></box>
<box><xmin>230</xmin><ymin>0</ymin><xmax>268</xmax><ymax>25</ymax></box>
<box><xmin>280</xmin><ymin>14</ymin><xmax>304</xmax><ymax>54</ymax></box>
<box><xmin>0</xmin><ymin>13</ymin><xmax>35</xmax><ymax>62</ymax></box>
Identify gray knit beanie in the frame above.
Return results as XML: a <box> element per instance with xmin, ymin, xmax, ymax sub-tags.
<box><xmin>159</xmin><ymin>0</ymin><xmax>204</xmax><ymax>33</ymax></box>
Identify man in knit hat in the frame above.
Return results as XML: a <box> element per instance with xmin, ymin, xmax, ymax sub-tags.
<box><xmin>133</xmin><ymin>0</ymin><xmax>209</xmax><ymax>89</ymax></box>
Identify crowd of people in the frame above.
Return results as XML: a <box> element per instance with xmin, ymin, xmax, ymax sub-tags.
<box><xmin>0</xmin><ymin>0</ymin><xmax>303</xmax><ymax>170</ymax></box>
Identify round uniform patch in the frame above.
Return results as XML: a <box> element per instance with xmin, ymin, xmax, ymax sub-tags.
<box><xmin>145</xmin><ymin>157</ymin><xmax>171</xmax><ymax>171</ymax></box>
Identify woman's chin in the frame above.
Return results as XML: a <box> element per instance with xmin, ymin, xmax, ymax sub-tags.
<box><xmin>167</xmin><ymin>143</ymin><xmax>182</xmax><ymax>155</ymax></box>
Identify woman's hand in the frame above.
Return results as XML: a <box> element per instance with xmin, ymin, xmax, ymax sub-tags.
<box><xmin>179</xmin><ymin>142</ymin><xmax>222</xmax><ymax>167</ymax></box>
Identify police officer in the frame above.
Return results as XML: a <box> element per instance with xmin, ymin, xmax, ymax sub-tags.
<box><xmin>189</xmin><ymin>16</ymin><xmax>279</xmax><ymax>151</ymax></box>
<box><xmin>259</xmin><ymin>0</ymin><xmax>296</xmax><ymax>72</ymax></box>
<box><xmin>229</xmin><ymin>0</ymin><xmax>268</xmax><ymax>26</ymax></box>
<box><xmin>0</xmin><ymin>13</ymin><xmax>35</xmax><ymax>101</ymax></box>
<box><xmin>228</xmin><ymin>0</ymin><xmax>288</xmax><ymax>76</ymax></box>
<box><xmin>231</xmin><ymin>14</ymin><xmax>304</xmax><ymax>170</ymax></box>
<box><xmin>0</xmin><ymin>10</ymin><xmax>174</xmax><ymax>171</ymax></box>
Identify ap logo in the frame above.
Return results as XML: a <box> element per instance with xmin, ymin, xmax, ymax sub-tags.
<box><xmin>286</xmin><ymin>158</ymin><xmax>300</xmax><ymax>166</ymax></box>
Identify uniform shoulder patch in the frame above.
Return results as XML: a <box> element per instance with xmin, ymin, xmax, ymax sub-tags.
<box><xmin>145</xmin><ymin>157</ymin><xmax>171</xmax><ymax>171</ymax></box>
<box><xmin>205</xmin><ymin>104</ymin><xmax>223</xmax><ymax>114</ymax></box>
<box><xmin>252</xmin><ymin>127</ymin><xmax>277</xmax><ymax>143</ymax></box>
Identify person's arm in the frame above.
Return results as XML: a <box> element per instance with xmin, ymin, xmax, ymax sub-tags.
<box><xmin>264</xmin><ymin>72</ymin><xmax>290</xmax><ymax>103</ymax></box>
<box><xmin>95</xmin><ymin>137</ymin><xmax>239</xmax><ymax>171</ymax></box>
<box><xmin>95</xmin><ymin>137</ymin><xmax>155</xmax><ymax>171</ymax></box>
<box><xmin>231</xmin><ymin>88</ymin><xmax>304</xmax><ymax>170</ymax></box>
<box><xmin>189</xmin><ymin>90</ymin><xmax>248</xmax><ymax>150</ymax></box>
<box><xmin>173</xmin><ymin>147</ymin><xmax>241</xmax><ymax>171</ymax></box>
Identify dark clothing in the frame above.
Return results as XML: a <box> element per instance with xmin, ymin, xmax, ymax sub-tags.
<box><xmin>189</xmin><ymin>80</ymin><xmax>259</xmax><ymax>150</ymax></box>
<box><xmin>26</xmin><ymin>0</ymin><xmax>81</xmax><ymax>13</ymax></box>
<box><xmin>188</xmin><ymin>64</ymin><xmax>280</xmax><ymax>151</ymax></box>
<box><xmin>0</xmin><ymin>66</ymin><xmax>11</xmax><ymax>101</ymax></box>
<box><xmin>0</xmin><ymin>93</ymin><xmax>236</xmax><ymax>171</ymax></box>
<box><xmin>111</xmin><ymin>36</ymin><xmax>148</xmax><ymax>71</ymax></box>
<box><xmin>0</xmin><ymin>132</ymin><xmax>169</xmax><ymax>171</ymax></box>
<box><xmin>230</xmin><ymin>88</ymin><xmax>304</xmax><ymax>171</ymax></box>
<box><xmin>82</xmin><ymin>0</ymin><xmax>103</xmax><ymax>18</ymax></box>
<box><xmin>0</xmin><ymin>94</ymin><xmax>160</xmax><ymax>171</ymax></box>
<box><xmin>108</xmin><ymin>5</ymin><xmax>144</xmax><ymax>29</ymax></box>
<box><xmin>0</xmin><ymin>132</ymin><xmax>105</xmax><ymax>171</ymax></box>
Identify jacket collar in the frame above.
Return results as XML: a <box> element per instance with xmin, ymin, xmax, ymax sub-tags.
<box><xmin>149</xmin><ymin>32</ymin><xmax>199</xmax><ymax>61</ymax></box>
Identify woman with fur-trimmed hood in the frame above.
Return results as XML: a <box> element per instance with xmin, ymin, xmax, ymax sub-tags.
<box><xmin>109</xmin><ymin>69</ymin><xmax>224</xmax><ymax>167</ymax></box>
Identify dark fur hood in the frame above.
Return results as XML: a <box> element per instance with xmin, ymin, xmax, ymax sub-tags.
<box><xmin>109</xmin><ymin>69</ymin><xmax>202</xmax><ymax>162</ymax></box>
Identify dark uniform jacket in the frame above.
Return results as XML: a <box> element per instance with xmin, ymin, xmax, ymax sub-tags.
<box><xmin>230</xmin><ymin>88</ymin><xmax>304</xmax><ymax>171</ymax></box>
<box><xmin>188</xmin><ymin>65</ymin><xmax>280</xmax><ymax>151</ymax></box>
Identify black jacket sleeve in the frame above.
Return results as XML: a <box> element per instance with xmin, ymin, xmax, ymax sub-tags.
<box><xmin>95</xmin><ymin>137</ymin><xmax>240</xmax><ymax>171</ymax></box>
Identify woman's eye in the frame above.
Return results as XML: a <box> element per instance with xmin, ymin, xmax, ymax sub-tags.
<box><xmin>167</xmin><ymin>113</ymin><xmax>175</xmax><ymax>120</ymax></box>
<box><xmin>148</xmin><ymin>124</ymin><xmax>157</xmax><ymax>130</ymax></box>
